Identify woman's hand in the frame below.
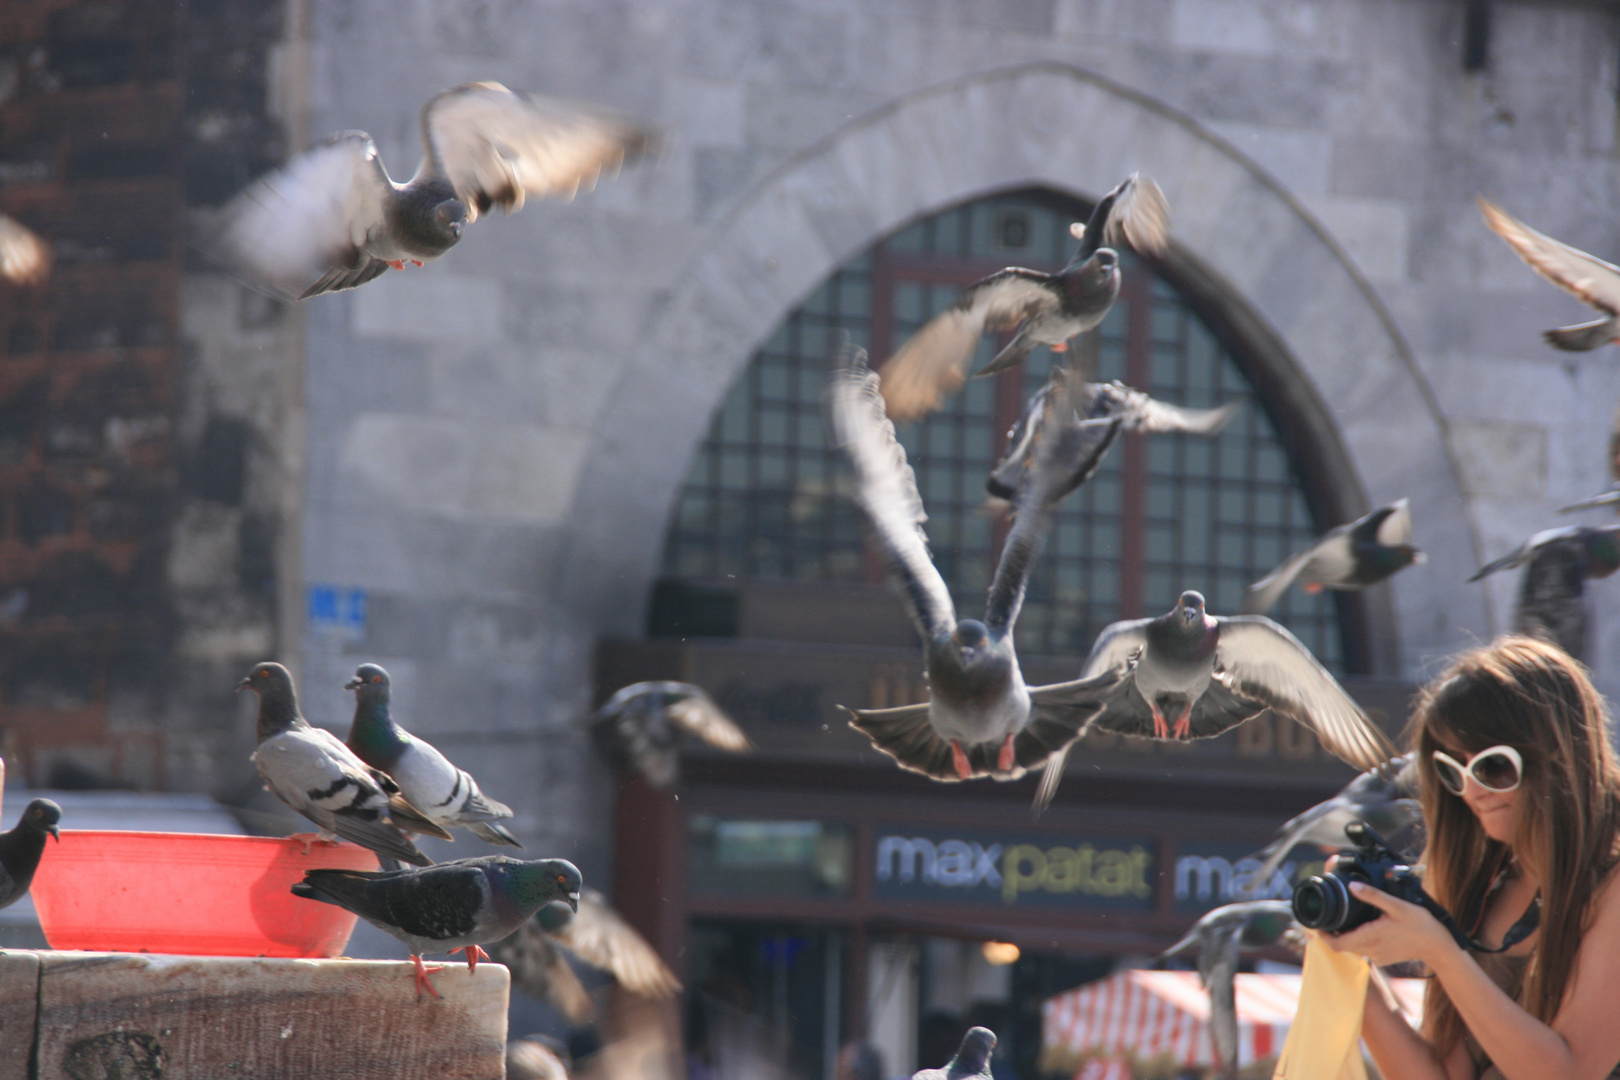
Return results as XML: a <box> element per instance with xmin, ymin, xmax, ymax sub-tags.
<box><xmin>1316</xmin><ymin>882</ymin><xmax>1461</xmax><ymax>968</ymax></box>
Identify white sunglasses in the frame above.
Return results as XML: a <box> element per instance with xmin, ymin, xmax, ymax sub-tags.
<box><xmin>1432</xmin><ymin>744</ymin><xmax>1523</xmax><ymax>795</ymax></box>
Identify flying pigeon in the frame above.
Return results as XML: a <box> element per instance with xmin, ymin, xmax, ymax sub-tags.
<box><xmin>1035</xmin><ymin>591</ymin><xmax>1393</xmax><ymax>813</ymax></box>
<box><xmin>1469</xmin><ymin>525</ymin><xmax>1620</xmax><ymax>661</ymax></box>
<box><xmin>240</xmin><ymin>662</ymin><xmax>449</xmax><ymax>867</ymax></box>
<box><xmin>0</xmin><ymin>214</ymin><xmax>49</xmax><ymax>285</ymax></box>
<box><xmin>200</xmin><ymin>81</ymin><xmax>656</xmax><ymax>301</ymax></box>
<box><xmin>879</xmin><ymin>174</ymin><xmax>1170</xmax><ymax>421</ymax></box>
<box><xmin>0</xmin><ymin>799</ymin><xmax>60</xmax><ymax>911</ymax></box>
<box><xmin>912</xmin><ymin>1026</ymin><xmax>997</xmax><ymax>1080</ymax></box>
<box><xmin>591</xmin><ymin>681</ymin><xmax>752</xmax><ymax>790</ymax></box>
<box><xmin>292</xmin><ymin>853</ymin><xmax>581</xmax><ymax>998</ymax></box>
<box><xmin>1478</xmin><ymin>197</ymin><xmax>1620</xmax><ymax>351</ymax></box>
<box><xmin>344</xmin><ymin>663</ymin><xmax>521</xmax><ymax>847</ymax></box>
<box><xmin>485</xmin><ymin>886</ymin><xmax>681</xmax><ymax>1022</ymax></box>
<box><xmin>1240</xmin><ymin>755</ymin><xmax>1420</xmax><ymax>897</ymax></box>
<box><xmin>832</xmin><ymin>347</ymin><xmax>1121</xmax><ymax>783</ymax></box>
<box><xmin>986</xmin><ymin>372</ymin><xmax>1238</xmax><ymax>502</ymax></box>
<box><xmin>1241</xmin><ymin>499</ymin><xmax>1425</xmax><ymax>615</ymax></box>
<box><xmin>1161</xmin><ymin>900</ymin><xmax>1302</xmax><ymax>1079</ymax></box>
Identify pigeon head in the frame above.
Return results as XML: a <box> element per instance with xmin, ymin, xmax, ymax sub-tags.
<box><xmin>952</xmin><ymin>620</ymin><xmax>991</xmax><ymax>661</ymax></box>
<box><xmin>1176</xmin><ymin>590</ymin><xmax>1207</xmax><ymax>625</ymax></box>
<box><xmin>508</xmin><ymin>858</ymin><xmax>583</xmax><ymax>913</ymax></box>
<box><xmin>949</xmin><ymin>1027</ymin><xmax>997</xmax><ymax>1074</ymax></box>
<box><xmin>21</xmin><ymin>799</ymin><xmax>61</xmax><ymax>841</ymax></box>
<box><xmin>237</xmin><ymin>661</ymin><xmax>304</xmax><ymax>738</ymax></box>
<box><xmin>433</xmin><ymin>198</ymin><xmax>467</xmax><ymax>241</ymax></box>
<box><xmin>345</xmin><ymin>663</ymin><xmax>392</xmax><ymax>703</ymax></box>
<box><xmin>237</xmin><ymin>661</ymin><xmax>295</xmax><ymax>695</ymax></box>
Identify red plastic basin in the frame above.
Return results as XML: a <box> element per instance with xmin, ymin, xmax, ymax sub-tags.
<box><xmin>30</xmin><ymin>831</ymin><xmax>379</xmax><ymax>957</ymax></box>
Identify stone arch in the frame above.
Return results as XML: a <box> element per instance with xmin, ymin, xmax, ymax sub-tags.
<box><xmin>556</xmin><ymin>62</ymin><xmax>1484</xmax><ymax>679</ymax></box>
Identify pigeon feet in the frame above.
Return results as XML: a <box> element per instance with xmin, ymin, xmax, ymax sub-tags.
<box><xmin>387</xmin><ymin>260</ymin><xmax>405</xmax><ymax>270</ymax></box>
<box><xmin>950</xmin><ymin>740</ymin><xmax>973</xmax><ymax>779</ymax></box>
<box><xmin>998</xmin><ymin>734</ymin><xmax>1017</xmax><ymax>772</ymax></box>
<box><xmin>1170</xmin><ymin>701</ymin><xmax>1194</xmax><ymax>739</ymax></box>
<box><xmin>410</xmin><ymin>259</ymin><xmax>424</xmax><ymax>267</ymax></box>
<box><xmin>1050</xmin><ymin>341</ymin><xmax>1069</xmax><ymax>353</ymax></box>
<box><xmin>454</xmin><ymin>944</ymin><xmax>491</xmax><ymax>973</ymax></box>
<box><xmin>1303</xmin><ymin>582</ymin><xmax>1324</xmax><ymax>594</ymax></box>
<box><xmin>1149</xmin><ymin>704</ymin><xmax>1170</xmax><ymax>739</ymax></box>
<box><xmin>412</xmin><ymin>954</ymin><xmax>446</xmax><ymax>1000</ymax></box>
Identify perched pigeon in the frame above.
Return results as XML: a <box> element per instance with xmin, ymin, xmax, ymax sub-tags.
<box><xmin>200</xmin><ymin>82</ymin><xmax>655</xmax><ymax>301</ymax></box>
<box><xmin>591</xmin><ymin>681</ymin><xmax>752</xmax><ymax>790</ymax></box>
<box><xmin>0</xmin><ymin>799</ymin><xmax>60</xmax><ymax>911</ymax></box>
<box><xmin>292</xmin><ymin>853</ymin><xmax>581</xmax><ymax>998</ymax></box>
<box><xmin>832</xmin><ymin>347</ymin><xmax>1121</xmax><ymax>782</ymax></box>
<box><xmin>1241</xmin><ymin>499</ymin><xmax>1425</xmax><ymax>615</ymax></box>
<box><xmin>1161</xmin><ymin>901</ymin><xmax>1302</xmax><ymax>1079</ymax></box>
<box><xmin>1470</xmin><ymin>526</ymin><xmax>1620</xmax><ymax>661</ymax></box>
<box><xmin>1241</xmin><ymin>755</ymin><xmax>1420</xmax><ymax>897</ymax></box>
<box><xmin>344</xmin><ymin>663</ymin><xmax>521</xmax><ymax>848</ymax></box>
<box><xmin>0</xmin><ymin>214</ymin><xmax>49</xmax><ymax>285</ymax></box>
<box><xmin>1478</xmin><ymin>197</ymin><xmax>1620</xmax><ymax>351</ymax></box>
<box><xmin>507</xmin><ymin>1036</ymin><xmax>571</xmax><ymax>1080</ymax></box>
<box><xmin>986</xmin><ymin>372</ymin><xmax>1238</xmax><ymax>502</ymax></box>
<box><xmin>240</xmin><ymin>662</ymin><xmax>449</xmax><ymax>867</ymax></box>
<box><xmin>879</xmin><ymin>174</ymin><xmax>1170</xmax><ymax>421</ymax></box>
<box><xmin>485</xmin><ymin>886</ymin><xmax>681</xmax><ymax>1022</ymax></box>
<box><xmin>1560</xmin><ymin>486</ymin><xmax>1620</xmax><ymax>514</ymax></box>
<box><xmin>1035</xmin><ymin>591</ymin><xmax>1393</xmax><ymax>813</ymax></box>
<box><xmin>913</xmin><ymin>1026</ymin><xmax>997</xmax><ymax>1080</ymax></box>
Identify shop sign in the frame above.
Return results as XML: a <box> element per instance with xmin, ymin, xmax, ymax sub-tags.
<box><xmin>1171</xmin><ymin>840</ymin><xmax>1326</xmax><ymax>912</ymax></box>
<box><xmin>871</xmin><ymin>826</ymin><xmax>1153</xmax><ymax>910</ymax></box>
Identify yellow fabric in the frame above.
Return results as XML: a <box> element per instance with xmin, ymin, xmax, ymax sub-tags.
<box><xmin>1273</xmin><ymin>937</ymin><xmax>1370</xmax><ymax>1080</ymax></box>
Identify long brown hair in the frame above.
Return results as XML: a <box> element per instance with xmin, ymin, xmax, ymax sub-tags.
<box><xmin>1410</xmin><ymin>637</ymin><xmax>1620</xmax><ymax>1054</ymax></box>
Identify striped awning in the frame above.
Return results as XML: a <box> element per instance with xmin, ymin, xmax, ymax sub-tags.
<box><xmin>1042</xmin><ymin>970</ymin><xmax>1426</xmax><ymax>1073</ymax></box>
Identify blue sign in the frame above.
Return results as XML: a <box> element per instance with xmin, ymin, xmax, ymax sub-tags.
<box><xmin>308</xmin><ymin>585</ymin><xmax>367</xmax><ymax>640</ymax></box>
<box><xmin>872</xmin><ymin>826</ymin><xmax>1154</xmax><ymax>910</ymax></box>
<box><xmin>1171</xmin><ymin>840</ymin><xmax>1326</xmax><ymax>912</ymax></box>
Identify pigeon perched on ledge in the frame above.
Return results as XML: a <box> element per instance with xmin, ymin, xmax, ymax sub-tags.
<box><xmin>199</xmin><ymin>81</ymin><xmax>656</xmax><ymax>301</ymax></box>
<box><xmin>913</xmin><ymin>1026</ymin><xmax>997</xmax><ymax>1080</ymax></box>
<box><xmin>879</xmin><ymin>173</ymin><xmax>1169</xmax><ymax>421</ymax></box>
<box><xmin>1478</xmin><ymin>197</ymin><xmax>1620</xmax><ymax>351</ymax></box>
<box><xmin>292</xmin><ymin>854</ymin><xmax>581</xmax><ymax>999</ymax></box>
<box><xmin>591</xmin><ymin>681</ymin><xmax>752</xmax><ymax>789</ymax></box>
<box><xmin>1242</xmin><ymin>499</ymin><xmax>1425</xmax><ymax>615</ymax></box>
<box><xmin>344</xmin><ymin>663</ymin><xmax>521</xmax><ymax>848</ymax></box>
<box><xmin>0</xmin><ymin>799</ymin><xmax>60</xmax><ymax>911</ymax></box>
<box><xmin>241</xmin><ymin>662</ymin><xmax>449</xmax><ymax>867</ymax></box>
<box><xmin>832</xmin><ymin>346</ymin><xmax>1120</xmax><ymax>783</ymax></box>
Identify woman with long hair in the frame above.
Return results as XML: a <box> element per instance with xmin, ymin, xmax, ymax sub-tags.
<box><xmin>1320</xmin><ymin>636</ymin><xmax>1620</xmax><ymax>1079</ymax></box>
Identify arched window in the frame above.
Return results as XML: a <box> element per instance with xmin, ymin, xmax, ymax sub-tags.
<box><xmin>660</xmin><ymin>190</ymin><xmax>1355</xmax><ymax>671</ymax></box>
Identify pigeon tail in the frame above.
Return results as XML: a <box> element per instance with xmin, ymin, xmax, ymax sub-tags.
<box><xmin>1545</xmin><ymin>316</ymin><xmax>1618</xmax><ymax>352</ymax></box>
<box><xmin>466</xmin><ymin>821</ymin><xmax>523</xmax><ymax>848</ymax></box>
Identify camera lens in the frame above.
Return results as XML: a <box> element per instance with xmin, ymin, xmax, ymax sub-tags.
<box><xmin>1292</xmin><ymin>874</ymin><xmax>1350</xmax><ymax>930</ymax></box>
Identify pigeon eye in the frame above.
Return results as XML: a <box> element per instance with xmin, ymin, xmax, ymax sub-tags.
<box><xmin>372</xmin><ymin>676</ymin><xmax>383</xmax><ymax>683</ymax></box>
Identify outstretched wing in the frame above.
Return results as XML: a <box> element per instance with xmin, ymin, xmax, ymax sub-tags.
<box><xmin>1214</xmin><ymin>617</ymin><xmax>1395</xmax><ymax>770</ymax></box>
<box><xmin>1071</xmin><ymin>173</ymin><xmax>1172</xmax><ymax>262</ymax></box>
<box><xmin>0</xmin><ymin>214</ymin><xmax>50</xmax><ymax>285</ymax></box>
<box><xmin>1371</xmin><ymin>499</ymin><xmax>1414</xmax><ymax>546</ymax></box>
<box><xmin>421</xmin><ymin>82</ymin><xmax>656</xmax><ymax>220</ymax></box>
<box><xmin>842</xmin><ymin>704</ymin><xmax>1021</xmax><ymax>782</ymax></box>
<box><xmin>554</xmin><ymin>888</ymin><xmax>681</xmax><ymax>997</ymax></box>
<box><xmin>483</xmin><ymin>920</ymin><xmax>596</xmax><ymax>1022</ymax></box>
<box><xmin>1479</xmin><ymin>197</ymin><xmax>1620</xmax><ymax>317</ymax></box>
<box><xmin>1078</xmin><ymin>618</ymin><xmax>1153</xmax><ymax>680</ymax></box>
<box><xmin>1470</xmin><ymin>526</ymin><xmax>1579</xmax><ymax>581</ymax></box>
<box><xmin>1119</xmin><ymin>389</ymin><xmax>1239</xmax><ymax>435</ymax></box>
<box><xmin>878</xmin><ymin>269</ymin><xmax>1057</xmax><ymax>421</ymax></box>
<box><xmin>827</xmin><ymin>346</ymin><xmax>956</xmax><ymax>640</ymax></box>
<box><xmin>1242</xmin><ymin>526</ymin><xmax>1350</xmax><ymax>615</ymax></box>
<box><xmin>200</xmin><ymin>132</ymin><xmax>394</xmax><ymax>301</ymax></box>
<box><xmin>1515</xmin><ymin>537</ymin><xmax>1590</xmax><ymax>658</ymax></box>
<box><xmin>666</xmin><ymin>686</ymin><xmax>752</xmax><ymax>753</ymax></box>
<box><xmin>1560</xmin><ymin>486</ymin><xmax>1620</xmax><ymax>514</ymax></box>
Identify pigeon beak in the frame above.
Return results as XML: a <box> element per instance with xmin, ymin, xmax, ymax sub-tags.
<box><xmin>567</xmin><ymin>892</ymin><xmax>580</xmax><ymax>912</ymax></box>
<box><xmin>46</xmin><ymin>825</ymin><xmax>59</xmax><ymax>842</ymax></box>
<box><xmin>235</xmin><ymin>677</ymin><xmax>253</xmax><ymax>692</ymax></box>
<box><xmin>343</xmin><ymin>677</ymin><xmax>362</xmax><ymax>690</ymax></box>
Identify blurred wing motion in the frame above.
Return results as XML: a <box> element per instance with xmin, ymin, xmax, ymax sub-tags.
<box><xmin>0</xmin><ymin>214</ymin><xmax>49</xmax><ymax>285</ymax></box>
<box><xmin>554</xmin><ymin>888</ymin><xmax>682</xmax><ymax>998</ymax></box>
<box><xmin>1560</xmin><ymin>486</ymin><xmax>1620</xmax><ymax>514</ymax></box>
<box><xmin>1072</xmin><ymin>172</ymin><xmax>1171</xmax><ymax>259</ymax></box>
<box><xmin>592</xmin><ymin>681</ymin><xmax>750</xmax><ymax>789</ymax></box>
<box><xmin>1242</xmin><ymin>499</ymin><xmax>1422</xmax><ymax>615</ymax></box>
<box><xmin>1515</xmin><ymin>536</ymin><xmax>1591</xmax><ymax>660</ymax></box>
<box><xmin>1478</xmin><ymin>196</ymin><xmax>1620</xmax><ymax>351</ymax></box>
<box><xmin>423</xmin><ymin>82</ymin><xmax>657</xmax><ymax>219</ymax></box>
<box><xmin>486</xmin><ymin>918</ymin><xmax>596</xmax><ymax>1022</ymax></box>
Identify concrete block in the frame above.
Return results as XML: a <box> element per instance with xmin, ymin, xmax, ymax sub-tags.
<box><xmin>0</xmin><ymin>951</ymin><xmax>38</xmax><ymax>1080</ymax></box>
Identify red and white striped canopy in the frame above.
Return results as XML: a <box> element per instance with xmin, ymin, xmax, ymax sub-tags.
<box><xmin>1043</xmin><ymin>970</ymin><xmax>1426</xmax><ymax>1072</ymax></box>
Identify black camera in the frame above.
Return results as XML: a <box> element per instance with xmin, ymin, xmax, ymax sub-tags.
<box><xmin>1291</xmin><ymin>822</ymin><xmax>1467</xmax><ymax>946</ymax></box>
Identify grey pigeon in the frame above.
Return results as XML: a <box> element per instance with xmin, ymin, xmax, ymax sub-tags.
<box><xmin>913</xmin><ymin>1026</ymin><xmax>996</xmax><ymax>1080</ymax></box>
<box><xmin>1161</xmin><ymin>901</ymin><xmax>1301</xmax><ymax>1079</ymax></box>
<box><xmin>240</xmin><ymin>662</ymin><xmax>449</xmax><ymax>867</ymax></box>
<box><xmin>1469</xmin><ymin>525</ymin><xmax>1620</xmax><ymax>661</ymax></box>
<box><xmin>833</xmin><ymin>347</ymin><xmax>1121</xmax><ymax>782</ymax></box>
<box><xmin>986</xmin><ymin>372</ymin><xmax>1238</xmax><ymax>502</ymax></box>
<box><xmin>1479</xmin><ymin>197</ymin><xmax>1620</xmax><ymax>351</ymax></box>
<box><xmin>0</xmin><ymin>213</ymin><xmax>49</xmax><ymax>285</ymax></box>
<box><xmin>879</xmin><ymin>174</ymin><xmax>1170</xmax><ymax>421</ymax></box>
<box><xmin>485</xmin><ymin>886</ymin><xmax>681</xmax><ymax>1022</ymax></box>
<box><xmin>1242</xmin><ymin>499</ymin><xmax>1425</xmax><ymax>615</ymax></box>
<box><xmin>1036</xmin><ymin>591</ymin><xmax>1393</xmax><ymax>813</ymax></box>
<box><xmin>1241</xmin><ymin>755</ymin><xmax>1420</xmax><ymax>897</ymax></box>
<box><xmin>591</xmin><ymin>681</ymin><xmax>751</xmax><ymax>790</ymax></box>
<box><xmin>292</xmin><ymin>853</ymin><xmax>581</xmax><ymax>998</ymax></box>
<box><xmin>344</xmin><ymin>663</ymin><xmax>521</xmax><ymax>847</ymax></box>
<box><xmin>0</xmin><ymin>799</ymin><xmax>60</xmax><ymax>911</ymax></box>
<box><xmin>201</xmin><ymin>81</ymin><xmax>655</xmax><ymax>301</ymax></box>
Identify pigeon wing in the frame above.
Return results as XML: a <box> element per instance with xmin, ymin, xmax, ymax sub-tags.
<box><xmin>878</xmin><ymin>269</ymin><xmax>1058</xmax><ymax>421</ymax></box>
<box><xmin>484</xmin><ymin>920</ymin><xmax>596</xmax><ymax>1021</ymax></box>
<box><xmin>1478</xmin><ymin>197</ymin><xmax>1620</xmax><ymax>317</ymax></box>
<box><xmin>1371</xmin><ymin>499</ymin><xmax>1414</xmax><ymax>546</ymax></box>
<box><xmin>554</xmin><ymin>888</ymin><xmax>681</xmax><ymax>997</ymax></box>
<box><xmin>665</xmin><ymin>687</ymin><xmax>752</xmax><ymax>752</ymax></box>
<box><xmin>827</xmin><ymin>348</ymin><xmax>956</xmax><ymax>640</ymax></box>
<box><xmin>0</xmin><ymin>214</ymin><xmax>50</xmax><ymax>285</ymax></box>
<box><xmin>1471</xmin><ymin>526</ymin><xmax>1578</xmax><ymax>581</ymax></box>
<box><xmin>1242</xmin><ymin>535</ymin><xmax>1337</xmax><ymax>615</ymax></box>
<box><xmin>842</xmin><ymin>704</ymin><xmax>1016</xmax><ymax>782</ymax></box>
<box><xmin>1078</xmin><ymin>618</ymin><xmax>1153</xmax><ymax>680</ymax></box>
<box><xmin>421</xmin><ymin>82</ymin><xmax>656</xmax><ymax>221</ymax></box>
<box><xmin>1515</xmin><ymin>537</ymin><xmax>1589</xmax><ymax>658</ymax></box>
<box><xmin>1092</xmin><ymin>173</ymin><xmax>1171</xmax><ymax>257</ymax></box>
<box><xmin>1214</xmin><ymin>617</ymin><xmax>1395</xmax><ymax>769</ymax></box>
<box><xmin>1120</xmin><ymin>389</ymin><xmax>1239</xmax><ymax>435</ymax></box>
<box><xmin>1560</xmin><ymin>487</ymin><xmax>1620</xmax><ymax>514</ymax></box>
<box><xmin>200</xmin><ymin>132</ymin><xmax>394</xmax><ymax>301</ymax></box>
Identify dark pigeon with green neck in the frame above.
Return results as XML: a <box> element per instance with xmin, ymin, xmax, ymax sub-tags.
<box><xmin>0</xmin><ymin>799</ymin><xmax>60</xmax><ymax>911</ymax></box>
<box><xmin>1469</xmin><ymin>524</ymin><xmax>1620</xmax><ymax>662</ymax></box>
<box><xmin>345</xmin><ymin>663</ymin><xmax>521</xmax><ymax>848</ymax></box>
<box><xmin>914</xmin><ymin>1026</ymin><xmax>996</xmax><ymax>1080</ymax></box>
